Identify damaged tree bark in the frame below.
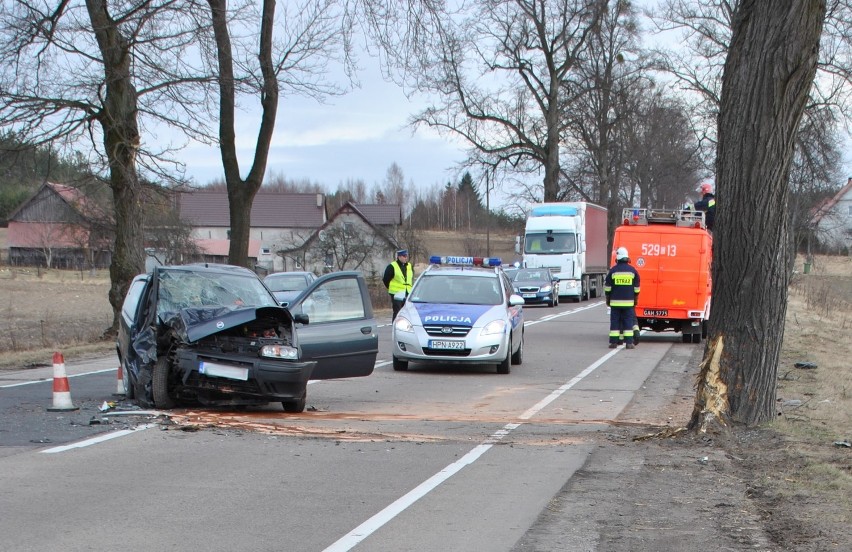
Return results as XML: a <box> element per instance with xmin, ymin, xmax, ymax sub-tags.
<box><xmin>689</xmin><ymin>0</ymin><xmax>826</xmax><ymax>430</ymax></box>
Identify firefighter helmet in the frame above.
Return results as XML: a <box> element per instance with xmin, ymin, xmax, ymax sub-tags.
<box><xmin>616</xmin><ymin>247</ymin><xmax>629</xmax><ymax>261</ymax></box>
<box><xmin>700</xmin><ymin>182</ymin><xmax>713</xmax><ymax>194</ymax></box>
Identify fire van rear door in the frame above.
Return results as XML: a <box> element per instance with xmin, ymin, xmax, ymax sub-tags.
<box><xmin>654</xmin><ymin>226</ymin><xmax>707</xmax><ymax>315</ymax></box>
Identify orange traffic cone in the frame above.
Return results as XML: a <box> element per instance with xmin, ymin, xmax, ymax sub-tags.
<box><xmin>114</xmin><ymin>363</ymin><xmax>126</xmax><ymax>396</ymax></box>
<box><xmin>47</xmin><ymin>352</ymin><xmax>79</xmax><ymax>412</ymax></box>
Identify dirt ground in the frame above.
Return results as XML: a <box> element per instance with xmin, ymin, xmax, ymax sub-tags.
<box><xmin>0</xmin><ymin>255</ymin><xmax>849</xmax><ymax>550</ymax></box>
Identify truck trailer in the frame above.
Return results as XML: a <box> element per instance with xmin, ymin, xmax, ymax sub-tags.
<box><xmin>519</xmin><ymin>202</ymin><xmax>609</xmax><ymax>301</ymax></box>
<box><xmin>611</xmin><ymin>208</ymin><xmax>712</xmax><ymax>343</ymax></box>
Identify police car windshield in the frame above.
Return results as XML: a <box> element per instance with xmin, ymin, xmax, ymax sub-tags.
<box><xmin>410</xmin><ymin>274</ymin><xmax>502</xmax><ymax>305</ymax></box>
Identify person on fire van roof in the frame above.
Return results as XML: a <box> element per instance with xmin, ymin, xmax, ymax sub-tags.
<box><xmin>694</xmin><ymin>182</ymin><xmax>716</xmax><ymax>231</ymax></box>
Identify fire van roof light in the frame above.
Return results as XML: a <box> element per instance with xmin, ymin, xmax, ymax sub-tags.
<box><xmin>429</xmin><ymin>255</ymin><xmax>502</xmax><ymax>267</ymax></box>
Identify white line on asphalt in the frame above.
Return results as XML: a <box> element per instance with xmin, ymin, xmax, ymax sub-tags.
<box><xmin>0</xmin><ymin>368</ymin><xmax>116</xmax><ymax>388</ymax></box>
<box><xmin>39</xmin><ymin>423</ymin><xmax>159</xmax><ymax>454</ymax></box>
<box><xmin>323</xmin><ymin>324</ymin><xmax>617</xmax><ymax>552</ymax></box>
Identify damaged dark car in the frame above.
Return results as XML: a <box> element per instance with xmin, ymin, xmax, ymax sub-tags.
<box><xmin>117</xmin><ymin>264</ymin><xmax>378</xmax><ymax>412</ymax></box>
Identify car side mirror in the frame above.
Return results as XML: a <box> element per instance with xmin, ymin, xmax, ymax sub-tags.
<box><xmin>293</xmin><ymin>313</ymin><xmax>310</xmax><ymax>325</ymax></box>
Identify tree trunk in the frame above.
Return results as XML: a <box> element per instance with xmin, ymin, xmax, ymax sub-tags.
<box><xmin>86</xmin><ymin>0</ymin><xmax>145</xmax><ymax>335</ymax></box>
<box><xmin>208</xmin><ymin>0</ymin><xmax>278</xmax><ymax>268</ymax></box>
<box><xmin>690</xmin><ymin>0</ymin><xmax>825</xmax><ymax>430</ymax></box>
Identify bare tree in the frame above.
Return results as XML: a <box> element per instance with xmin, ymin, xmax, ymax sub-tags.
<box><xmin>0</xmin><ymin>0</ymin><xmax>213</xmax><ymax>333</ymax></box>
<box><xmin>388</xmin><ymin>0</ymin><xmax>608</xmax><ymax>203</ymax></box>
<box><xmin>204</xmin><ymin>0</ymin><xmax>353</xmax><ymax>268</ymax></box>
<box><xmin>308</xmin><ymin>223</ymin><xmax>381</xmax><ymax>271</ymax></box>
<box><xmin>691</xmin><ymin>0</ymin><xmax>826</xmax><ymax>429</ymax></box>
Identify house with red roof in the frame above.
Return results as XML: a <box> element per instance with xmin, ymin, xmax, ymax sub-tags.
<box><xmin>6</xmin><ymin>182</ymin><xmax>112</xmax><ymax>268</ymax></box>
<box><xmin>811</xmin><ymin>177</ymin><xmax>852</xmax><ymax>253</ymax></box>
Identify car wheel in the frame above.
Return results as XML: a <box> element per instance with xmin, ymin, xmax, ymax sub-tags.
<box><xmin>682</xmin><ymin>333</ymin><xmax>692</xmax><ymax>344</ymax></box>
<box><xmin>282</xmin><ymin>390</ymin><xmax>306</xmax><ymax>413</ymax></box>
<box><xmin>548</xmin><ymin>295</ymin><xmax>556</xmax><ymax>307</ymax></box>
<box><xmin>497</xmin><ymin>348</ymin><xmax>511</xmax><ymax>374</ymax></box>
<box><xmin>122</xmin><ymin>362</ymin><xmax>135</xmax><ymax>400</ymax></box>
<box><xmin>692</xmin><ymin>333</ymin><xmax>701</xmax><ymax>344</ymax></box>
<box><xmin>152</xmin><ymin>355</ymin><xmax>176</xmax><ymax>409</ymax></box>
<box><xmin>392</xmin><ymin>356</ymin><xmax>409</xmax><ymax>371</ymax></box>
<box><xmin>511</xmin><ymin>332</ymin><xmax>524</xmax><ymax>365</ymax></box>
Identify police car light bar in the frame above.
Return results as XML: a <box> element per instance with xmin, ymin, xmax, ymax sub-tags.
<box><xmin>429</xmin><ymin>255</ymin><xmax>502</xmax><ymax>267</ymax></box>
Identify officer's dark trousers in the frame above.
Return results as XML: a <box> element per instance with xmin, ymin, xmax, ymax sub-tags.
<box><xmin>391</xmin><ymin>296</ymin><xmax>405</xmax><ymax>320</ymax></box>
<box><xmin>609</xmin><ymin>306</ymin><xmax>636</xmax><ymax>344</ymax></box>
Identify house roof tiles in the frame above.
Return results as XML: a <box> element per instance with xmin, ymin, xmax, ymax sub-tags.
<box><xmin>179</xmin><ymin>191</ymin><xmax>326</xmax><ymax>228</ymax></box>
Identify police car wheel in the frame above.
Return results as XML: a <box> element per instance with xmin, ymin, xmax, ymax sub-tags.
<box><xmin>497</xmin><ymin>351</ymin><xmax>511</xmax><ymax>374</ymax></box>
<box><xmin>511</xmin><ymin>332</ymin><xmax>524</xmax><ymax>365</ymax></box>
<box><xmin>392</xmin><ymin>356</ymin><xmax>409</xmax><ymax>371</ymax></box>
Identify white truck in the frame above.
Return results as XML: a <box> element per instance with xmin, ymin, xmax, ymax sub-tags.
<box><xmin>518</xmin><ymin>202</ymin><xmax>609</xmax><ymax>302</ymax></box>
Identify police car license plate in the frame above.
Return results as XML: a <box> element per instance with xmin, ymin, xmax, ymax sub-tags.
<box><xmin>643</xmin><ymin>309</ymin><xmax>668</xmax><ymax>317</ymax></box>
<box><xmin>429</xmin><ymin>340</ymin><xmax>465</xmax><ymax>350</ymax></box>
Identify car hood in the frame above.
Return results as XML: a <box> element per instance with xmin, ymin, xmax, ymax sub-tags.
<box><xmin>271</xmin><ymin>290</ymin><xmax>303</xmax><ymax>304</ymax></box>
<box><xmin>514</xmin><ymin>279</ymin><xmax>549</xmax><ymax>286</ymax></box>
<box><xmin>163</xmin><ymin>305</ymin><xmax>294</xmax><ymax>343</ymax></box>
<box><xmin>406</xmin><ymin>303</ymin><xmax>498</xmax><ymax>327</ymax></box>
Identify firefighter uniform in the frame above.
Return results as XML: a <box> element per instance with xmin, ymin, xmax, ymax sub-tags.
<box><xmin>604</xmin><ymin>252</ymin><xmax>640</xmax><ymax>349</ymax></box>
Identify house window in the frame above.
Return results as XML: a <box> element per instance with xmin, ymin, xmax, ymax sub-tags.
<box><xmin>846</xmin><ymin>205</ymin><xmax>852</xmax><ymax>216</ymax></box>
<box><xmin>260</xmin><ymin>247</ymin><xmax>270</xmax><ymax>255</ymax></box>
<box><xmin>344</xmin><ymin>222</ymin><xmax>354</xmax><ymax>235</ymax></box>
<box><xmin>226</xmin><ymin>229</ymin><xmax>231</xmax><ymax>239</ymax></box>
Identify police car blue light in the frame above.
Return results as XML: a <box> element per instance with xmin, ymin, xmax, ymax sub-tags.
<box><xmin>391</xmin><ymin>254</ymin><xmax>524</xmax><ymax>374</ymax></box>
<box><xmin>428</xmin><ymin>256</ymin><xmax>503</xmax><ymax>267</ymax></box>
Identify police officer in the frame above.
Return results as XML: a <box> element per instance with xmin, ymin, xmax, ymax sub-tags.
<box><xmin>383</xmin><ymin>249</ymin><xmax>414</xmax><ymax>320</ymax></box>
<box><xmin>694</xmin><ymin>182</ymin><xmax>716</xmax><ymax>231</ymax></box>
<box><xmin>604</xmin><ymin>247</ymin><xmax>640</xmax><ymax>349</ymax></box>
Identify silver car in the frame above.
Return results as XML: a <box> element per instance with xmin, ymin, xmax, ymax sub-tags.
<box><xmin>391</xmin><ymin>256</ymin><xmax>525</xmax><ymax>374</ymax></box>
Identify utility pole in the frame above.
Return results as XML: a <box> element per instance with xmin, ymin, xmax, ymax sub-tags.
<box><xmin>485</xmin><ymin>172</ymin><xmax>491</xmax><ymax>257</ymax></box>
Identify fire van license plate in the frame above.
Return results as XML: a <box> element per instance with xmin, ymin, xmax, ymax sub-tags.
<box><xmin>643</xmin><ymin>309</ymin><xmax>668</xmax><ymax>317</ymax></box>
<box><xmin>429</xmin><ymin>340</ymin><xmax>465</xmax><ymax>350</ymax></box>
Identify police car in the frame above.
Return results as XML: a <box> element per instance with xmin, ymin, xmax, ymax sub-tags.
<box><xmin>391</xmin><ymin>256</ymin><xmax>525</xmax><ymax>374</ymax></box>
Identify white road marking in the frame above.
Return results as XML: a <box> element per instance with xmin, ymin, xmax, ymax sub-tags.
<box><xmin>323</xmin><ymin>317</ymin><xmax>616</xmax><ymax>551</ymax></box>
<box><xmin>39</xmin><ymin>423</ymin><xmax>158</xmax><ymax>454</ymax></box>
<box><xmin>1</xmin><ymin>368</ymin><xmax>116</xmax><ymax>388</ymax></box>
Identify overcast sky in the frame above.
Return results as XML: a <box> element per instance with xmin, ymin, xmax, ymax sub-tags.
<box><xmin>179</xmin><ymin>61</ymin><xmax>477</xmax><ymax>202</ymax></box>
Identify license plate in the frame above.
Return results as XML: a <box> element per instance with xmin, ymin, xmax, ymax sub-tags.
<box><xmin>522</xmin><ymin>293</ymin><xmax>537</xmax><ymax>298</ymax></box>
<box><xmin>199</xmin><ymin>361</ymin><xmax>249</xmax><ymax>381</ymax></box>
<box><xmin>643</xmin><ymin>309</ymin><xmax>668</xmax><ymax>317</ymax></box>
<box><xmin>429</xmin><ymin>340</ymin><xmax>465</xmax><ymax>350</ymax></box>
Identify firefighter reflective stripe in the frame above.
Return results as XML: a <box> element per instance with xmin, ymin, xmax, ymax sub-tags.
<box><xmin>610</xmin><ymin>299</ymin><xmax>636</xmax><ymax>307</ymax></box>
<box><xmin>613</xmin><ymin>273</ymin><xmax>634</xmax><ymax>286</ymax></box>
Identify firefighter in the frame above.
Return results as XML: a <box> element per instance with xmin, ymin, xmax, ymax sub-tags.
<box><xmin>604</xmin><ymin>247</ymin><xmax>640</xmax><ymax>349</ymax></box>
<box><xmin>383</xmin><ymin>249</ymin><xmax>414</xmax><ymax>320</ymax></box>
<box><xmin>694</xmin><ymin>182</ymin><xmax>716</xmax><ymax>231</ymax></box>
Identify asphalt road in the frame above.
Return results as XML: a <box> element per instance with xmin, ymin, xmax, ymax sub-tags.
<box><xmin>0</xmin><ymin>300</ymin><xmax>695</xmax><ymax>551</ymax></box>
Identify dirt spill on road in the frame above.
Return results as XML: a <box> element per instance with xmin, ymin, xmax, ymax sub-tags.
<box><xmin>165</xmin><ymin>409</ymin><xmax>665</xmax><ymax>444</ymax></box>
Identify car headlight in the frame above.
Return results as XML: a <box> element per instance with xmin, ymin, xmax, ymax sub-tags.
<box><xmin>481</xmin><ymin>319</ymin><xmax>506</xmax><ymax>336</ymax></box>
<box><xmin>394</xmin><ymin>316</ymin><xmax>413</xmax><ymax>333</ymax></box>
<box><xmin>513</xmin><ymin>286</ymin><xmax>520</xmax><ymax>293</ymax></box>
<box><xmin>540</xmin><ymin>285</ymin><xmax>552</xmax><ymax>293</ymax></box>
<box><xmin>260</xmin><ymin>344</ymin><xmax>299</xmax><ymax>360</ymax></box>
<box><xmin>564</xmin><ymin>280</ymin><xmax>579</xmax><ymax>289</ymax></box>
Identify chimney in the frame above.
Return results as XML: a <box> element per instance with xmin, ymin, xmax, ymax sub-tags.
<box><xmin>316</xmin><ymin>193</ymin><xmax>322</xmax><ymax>209</ymax></box>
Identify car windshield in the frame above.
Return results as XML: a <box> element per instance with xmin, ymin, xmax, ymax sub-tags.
<box><xmin>265</xmin><ymin>274</ymin><xmax>310</xmax><ymax>292</ymax></box>
<box><xmin>157</xmin><ymin>269</ymin><xmax>279</xmax><ymax>314</ymax></box>
<box><xmin>524</xmin><ymin>232</ymin><xmax>576</xmax><ymax>254</ymax></box>
<box><xmin>410</xmin><ymin>274</ymin><xmax>502</xmax><ymax>305</ymax></box>
<box><xmin>515</xmin><ymin>269</ymin><xmax>546</xmax><ymax>281</ymax></box>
